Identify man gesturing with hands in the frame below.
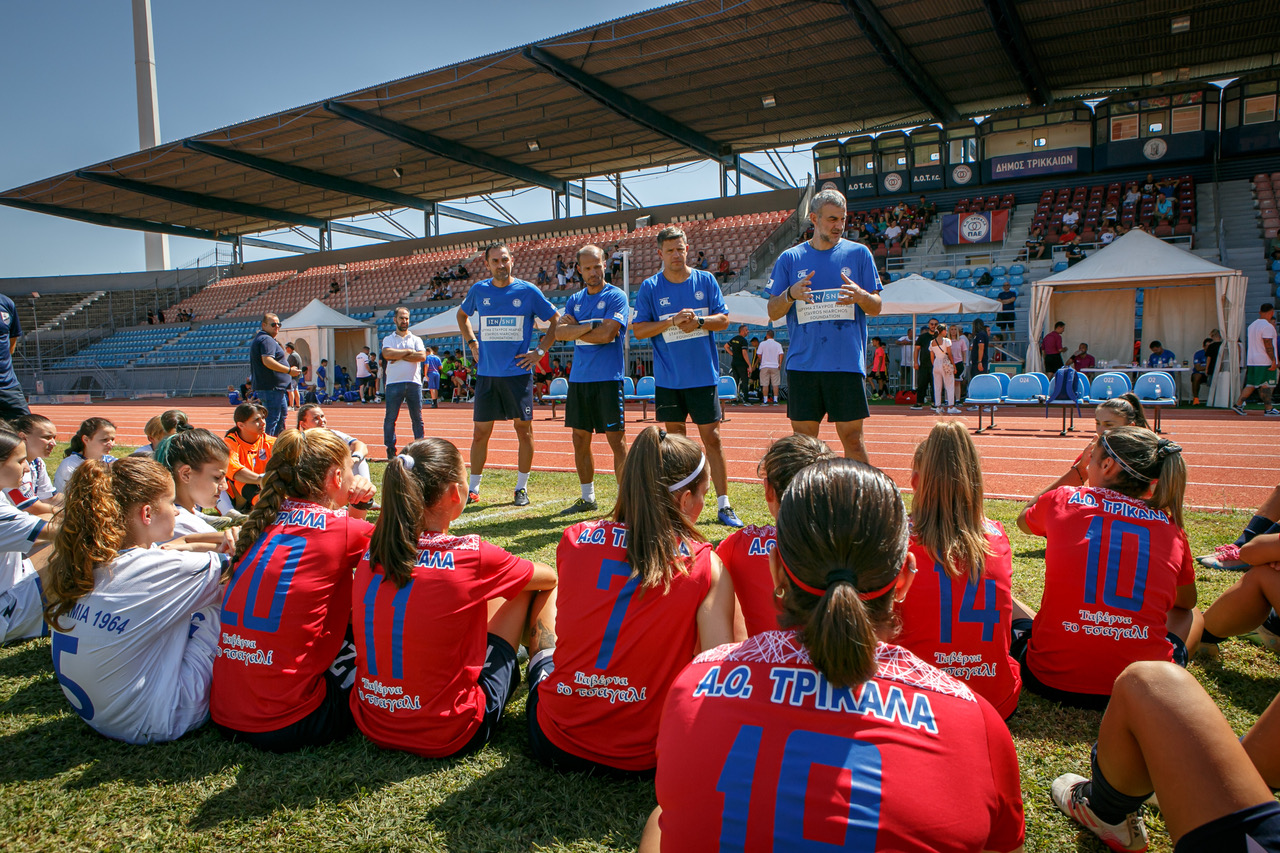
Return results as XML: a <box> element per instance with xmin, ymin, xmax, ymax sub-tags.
<box><xmin>767</xmin><ymin>188</ymin><xmax>882</xmax><ymax>462</ymax></box>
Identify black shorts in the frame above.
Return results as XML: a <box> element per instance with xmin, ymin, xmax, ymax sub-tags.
<box><xmin>525</xmin><ymin>651</ymin><xmax>654</xmax><ymax>779</ymax></box>
<box><xmin>566</xmin><ymin>380</ymin><xmax>625</xmax><ymax>434</ymax></box>
<box><xmin>1010</xmin><ymin>618</ymin><xmax>1189</xmax><ymax>712</ymax></box>
<box><xmin>474</xmin><ymin>374</ymin><xmax>534</xmax><ymax>422</ymax></box>
<box><xmin>786</xmin><ymin>370</ymin><xmax>870</xmax><ymax>424</ymax></box>
<box><xmin>217</xmin><ymin>664</ymin><xmax>355</xmax><ymax>752</ymax></box>
<box><xmin>451</xmin><ymin>634</ymin><xmax>520</xmax><ymax>757</ymax></box>
<box><xmin>655</xmin><ymin>385</ymin><xmax>721</xmax><ymax>426</ymax></box>
<box><xmin>358</xmin><ymin>376</ymin><xmax>375</xmax><ymax>390</ymax></box>
<box><xmin>1176</xmin><ymin>801</ymin><xmax>1280</xmax><ymax>852</ymax></box>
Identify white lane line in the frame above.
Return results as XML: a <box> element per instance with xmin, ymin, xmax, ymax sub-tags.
<box><xmin>453</xmin><ymin>499</ymin><xmax>564</xmax><ymax>526</ymax></box>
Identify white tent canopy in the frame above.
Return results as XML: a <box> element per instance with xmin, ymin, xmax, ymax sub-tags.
<box><xmin>723</xmin><ymin>293</ymin><xmax>774</xmax><ymax>327</ymax></box>
<box><xmin>280</xmin><ymin>299</ymin><xmax>375</xmax><ymax>380</ymax></box>
<box><xmin>1026</xmin><ymin>230</ymin><xmax>1245</xmax><ymax>406</ymax></box>
<box><xmin>878</xmin><ymin>274</ymin><xmax>1002</xmax><ymax>339</ymax></box>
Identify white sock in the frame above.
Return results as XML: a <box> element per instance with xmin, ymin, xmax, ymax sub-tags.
<box><xmin>581</xmin><ymin>482</ymin><xmax>595</xmax><ymax>502</ymax></box>
<box><xmin>717</xmin><ymin>494</ymin><xmax>731</xmax><ymax>510</ymax></box>
<box><xmin>216</xmin><ymin>490</ymin><xmax>235</xmax><ymax>515</ymax></box>
<box><xmin>469</xmin><ymin>474</ymin><xmax>482</xmax><ymax>493</ymax></box>
<box><xmin>516</xmin><ymin>471</ymin><xmax>530</xmax><ymax>491</ymax></box>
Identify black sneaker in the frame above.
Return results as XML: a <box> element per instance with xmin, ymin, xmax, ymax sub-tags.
<box><xmin>513</xmin><ymin>488</ymin><xmax>530</xmax><ymax>507</ymax></box>
<box><xmin>557</xmin><ymin>497</ymin><xmax>598</xmax><ymax>516</ymax></box>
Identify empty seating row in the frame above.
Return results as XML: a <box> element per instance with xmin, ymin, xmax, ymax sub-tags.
<box><xmin>965</xmin><ymin>370</ymin><xmax>1177</xmax><ymax>434</ymax></box>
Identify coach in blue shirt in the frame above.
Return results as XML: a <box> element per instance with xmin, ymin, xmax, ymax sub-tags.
<box><xmin>553</xmin><ymin>244</ymin><xmax>630</xmax><ymax>516</ymax></box>
<box><xmin>1147</xmin><ymin>340</ymin><xmax>1177</xmax><ymax>368</ymax></box>
<box><xmin>0</xmin><ymin>294</ymin><xmax>29</xmax><ymax>420</ymax></box>
<box><xmin>458</xmin><ymin>242</ymin><xmax>559</xmax><ymax>507</ymax></box>
<box><xmin>633</xmin><ymin>225</ymin><xmax>742</xmax><ymax>527</ymax></box>
<box><xmin>767</xmin><ymin>188</ymin><xmax>883</xmax><ymax>463</ymax></box>
<box><xmin>248</xmin><ymin>313</ymin><xmax>298</xmax><ymax>436</ymax></box>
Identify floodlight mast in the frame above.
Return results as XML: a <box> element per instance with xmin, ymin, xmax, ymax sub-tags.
<box><xmin>132</xmin><ymin>0</ymin><xmax>169</xmax><ymax>271</ymax></box>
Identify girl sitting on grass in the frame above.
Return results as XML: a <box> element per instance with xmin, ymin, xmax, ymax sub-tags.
<box><xmin>162</xmin><ymin>428</ymin><xmax>233</xmax><ymax>538</ymax></box>
<box><xmin>0</xmin><ymin>427</ymin><xmax>57</xmax><ymax>643</ymax></box>
<box><xmin>1045</xmin><ymin>393</ymin><xmax>1150</xmax><ymax>492</ymax></box>
<box><xmin>53</xmin><ymin>417</ymin><xmax>116</xmax><ymax>493</ymax></box>
<box><xmin>351</xmin><ymin>437</ymin><xmax>556</xmax><ymax>758</ymax></box>
<box><xmin>10</xmin><ymin>412</ymin><xmax>59</xmax><ymax>511</ymax></box>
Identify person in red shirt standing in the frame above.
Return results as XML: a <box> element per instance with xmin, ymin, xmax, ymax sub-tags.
<box><xmin>716</xmin><ymin>434</ymin><xmax>834</xmax><ymax>639</ymax></box>
<box><xmin>528</xmin><ymin>426</ymin><xmax>736</xmax><ymax>775</ymax></box>
<box><xmin>350</xmin><ymin>438</ymin><xmax>556</xmax><ymax>758</ymax></box>
<box><xmin>896</xmin><ymin>422</ymin><xmax>1021</xmax><ymax>719</ymax></box>
<box><xmin>642</xmin><ymin>460</ymin><xmax>1025</xmax><ymax>853</ymax></box>
<box><xmin>1041</xmin><ymin>321</ymin><xmax>1066</xmax><ymax>374</ymax></box>
<box><xmin>211</xmin><ymin>429</ymin><xmax>377</xmax><ymax>752</ymax></box>
<box><xmin>1013</xmin><ymin>426</ymin><xmax>1201</xmax><ymax>710</ymax></box>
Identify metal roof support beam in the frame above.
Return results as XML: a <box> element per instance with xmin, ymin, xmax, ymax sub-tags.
<box><xmin>733</xmin><ymin>157</ymin><xmax>792</xmax><ymax>191</ymax></box>
<box><xmin>836</xmin><ymin>0</ymin><xmax>961</xmax><ymax>123</ymax></box>
<box><xmin>565</xmin><ymin>183</ymin><xmax>636</xmax><ymax>210</ymax></box>
<box><xmin>434</xmin><ymin>205</ymin><xmax>508</xmax><ymax>229</ymax></box>
<box><xmin>0</xmin><ymin>197</ymin><xmax>229</xmax><ymax>242</ymax></box>
<box><xmin>328</xmin><ymin>222</ymin><xmax>409</xmax><ymax>242</ymax></box>
<box><xmin>324</xmin><ymin>101</ymin><xmax>568</xmax><ymax>193</ymax></box>
<box><xmin>523</xmin><ymin>46</ymin><xmax>728</xmax><ymax>162</ymax></box>
<box><xmin>75</xmin><ymin>170</ymin><xmax>329</xmax><ymax>230</ymax></box>
<box><xmin>183</xmin><ymin>140</ymin><xmax>433</xmax><ymax>211</ymax></box>
<box><xmin>980</xmin><ymin>0</ymin><xmax>1052</xmax><ymax>106</ymax></box>
<box><xmin>240</xmin><ymin>236</ymin><xmax>318</xmax><ymax>254</ymax></box>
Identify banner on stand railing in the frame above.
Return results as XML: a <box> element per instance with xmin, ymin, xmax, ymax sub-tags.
<box><xmin>941</xmin><ymin>209</ymin><xmax>1009</xmax><ymax>245</ymax></box>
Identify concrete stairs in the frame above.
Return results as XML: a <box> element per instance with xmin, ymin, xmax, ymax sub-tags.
<box><xmin>39</xmin><ymin>291</ymin><xmax>105</xmax><ymax>333</ymax></box>
<box><xmin>1213</xmin><ymin>180</ymin><xmax>1274</xmax><ymax>317</ymax></box>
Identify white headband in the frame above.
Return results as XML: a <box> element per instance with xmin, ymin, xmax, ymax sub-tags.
<box><xmin>668</xmin><ymin>455</ymin><xmax>706</xmax><ymax>493</ymax></box>
<box><xmin>397</xmin><ymin>453</ymin><xmax>415</xmax><ymax>470</ymax></box>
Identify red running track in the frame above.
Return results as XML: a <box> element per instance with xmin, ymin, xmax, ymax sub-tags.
<box><xmin>39</xmin><ymin>399</ymin><xmax>1278</xmax><ymax>511</ymax></box>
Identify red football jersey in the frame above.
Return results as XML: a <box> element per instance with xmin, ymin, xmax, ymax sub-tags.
<box><xmin>655</xmin><ymin>633</ymin><xmax>1025</xmax><ymax>852</ymax></box>
<box><xmin>1023</xmin><ymin>486</ymin><xmax>1195</xmax><ymax>696</ymax></box>
<box><xmin>350</xmin><ymin>532</ymin><xmax>533</xmax><ymax>757</ymax></box>
<box><xmin>716</xmin><ymin>525</ymin><xmax>779</xmax><ymax>637</ymax></box>
<box><xmin>211</xmin><ymin>499</ymin><xmax>373</xmax><ymax>732</ymax></box>
<box><xmin>536</xmin><ymin>519</ymin><xmax>713</xmax><ymax>770</ymax></box>
<box><xmin>896</xmin><ymin>520</ymin><xmax>1022</xmax><ymax>718</ymax></box>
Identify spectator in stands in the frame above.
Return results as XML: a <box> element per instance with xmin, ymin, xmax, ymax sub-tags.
<box><xmin>536</xmin><ymin>267</ymin><xmax>550</xmax><ymax>287</ymax></box>
<box><xmin>1042</xmin><ymin>321</ymin><xmax>1066</xmax><ymax>374</ymax></box>
<box><xmin>1025</xmin><ymin>227</ymin><xmax>1046</xmax><ymax>260</ymax></box>
<box><xmin>911</xmin><ymin>318</ymin><xmax>939</xmax><ymax>411</ymax></box>
<box><xmin>1124</xmin><ymin>185</ymin><xmax>1142</xmax><ymax>206</ymax></box>
<box><xmin>555</xmin><ymin>254</ymin><xmax>568</xmax><ymax>289</ymax></box>
<box><xmin>157</xmin><ymin>309</ymin><xmax>165</xmax><ymax>323</ymax></box>
<box><xmin>1156</xmin><ymin>193</ymin><xmax>1174</xmax><ymax>221</ymax></box>
<box><xmin>883</xmin><ymin>220</ymin><xmax>902</xmax><ymax>246</ymax></box>
<box><xmin>249</xmin><ymin>313</ymin><xmax>298</xmax><ymax>436</ymax></box>
<box><xmin>633</xmin><ymin>357</ymin><xmax>645</xmax><ymax>380</ymax></box>
<box><xmin>715</xmin><ymin>254</ymin><xmax>732</xmax><ymax>283</ymax></box>
<box><xmin>1141</xmin><ymin>174</ymin><xmax>1157</xmax><ymax>197</ymax></box>
<box><xmin>382</xmin><ymin>307</ymin><xmax>427</xmax><ymax>460</ymax></box>
<box><xmin>284</xmin><ymin>342</ymin><xmax>303</xmax><ymax>408</ymax></box>
<box><xmin>610</xmin><ymin>244</ymin><xmax>624</xmax><ymax>280</ymax></box>
<box><xmin>1233</xmin><ymin>304</ymin><xmax>1279</xmax><ymax>417</ymax></box>
<box><xmin>1103</xmin><ymin>202</ymin><xmax>1118</xmax><ymax>226</ymax></box>
<box><xmin>1147</xmin><ymin>340</ymin><xmax>1177</xmax><ymax>368</ymax></box>
<box><xmin>1065</xmin><ymin>239</ymin><xmax>1086</xmax><ymax>267</ymax></box>
<box><xmin>904</xmin><ymin>221</ymin><xmax>920</xmax><ymax>248</ymax></box>
<box><xmin>454</xmin><ymin>263</ymin><xmax>469</xmax><ymax>280</ymax></box>
<box><xmin>1099</xmin><ymin>224</ymin><xmax>1116</xmax><ymax>245</ymax></box>
<box><xmin>1060</xmin><ymin>225</ymin><xmax>1079</xmax><ymax>245</ymax></box>
<box><xmin>1068</xmin><ymin>343</ymin><xmax>1095</xmax><ymax>370</ymax></box>
<box><xmin>147</xmin><ymin>309</ymin><xmax>156</xmax><ymax>325</ymax></box>
<box><xmin>995</xmin><ymin>282</ymin><xmax>1017</xmax><ymax>332</ymax></box>
<box><xmin>1191</xmin><ymin>339</ymin><xmax>1211</xmax><ymax>405</ymax></box>
<box><xmin>694</xmin><ymin>251</ymin><xmax>709</xmax><ymax>271</ymax></box>
<box><xmin>1061</xmin><ymin>208</ymin><xmax>1080</xmax><ymax>230</ymax></box>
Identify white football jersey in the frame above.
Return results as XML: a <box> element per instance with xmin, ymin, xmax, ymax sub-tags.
<box><xmin>50</xmin><ymin>546</ymin><xmax>225</xmax><ymax>744</ymax></box>
<box><xmin>19</xmin><ymin>457</ymin><xmax>55</xmax><ymax>501</ymax></box>
<box><xmin>174</xmin><ymin>506</ymin><xmax>217</xmax><ymax>538</ymax></box>
<box><xmin>0</xmin><ymin>501</ymin><xmax>45</xmax><ymax>598</ymax></box>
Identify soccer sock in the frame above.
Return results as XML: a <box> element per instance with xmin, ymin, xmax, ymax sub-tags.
<box><xmin>1264</xmin><ymin>609</ymin><xmax>1280</xmax><ymax>635</ymax></box>
<box><xmin>581</xmin><ymin>482</ymin><xmax>595</xmax><ymax>503</ymax></box>
<box><xmin>469</xmin><ymin>475</ymin><xmax>482</xmax><ymax>494</ymax></box>
<box><xmin>1236</xmin><ymin>515</ymin><xmax>1279</xmax><ymax>547</ymax></box>
<box><xmin>516</xmin><ymin>471</ymin><xmax>530</xmax><ymax>491</ymax></box>
<box><xmin>1085</xmin><ymin>743</ymin><xmax>1150</xmax><ymax>825</ymax></box>
<box><xmin>717</xmin><ymin>494</ymin><xmax>731</xmax><ymax>511</ymax></box>
<box><xmin>1200</xmin><ymin>628</ymin><xmax>1229</xmax><ymax>645</ymax></box>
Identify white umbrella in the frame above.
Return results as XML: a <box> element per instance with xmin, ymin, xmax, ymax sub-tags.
<box><xmin>722</xmin><ymin>292</ymin><xmax>775</xmax><ymax>327</ymax></box>
<box><xmin>878</xmin><ymin>274</ymin><xmax>1002</xmax><ymax>339</ymax></box>
<box><xmin>409</xmin><ymin>308</ymin><xmax>553</xmax><ymax>338</ymax></box>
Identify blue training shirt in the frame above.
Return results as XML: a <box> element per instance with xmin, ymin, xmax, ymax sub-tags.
<box><xmin>634</xmin><ymin>268</ymin><xmax>726</xmax><ymax>389</ymax></box>
<box><xmin>460</xmin><ymin>279</ymin><xmax>558</xmax><ymax>378</ymax></box>
<box><xmin>564</xmin><ymin>284</ymin><xmax>629</xmax><ymax>383</ymax></box>
<box><xmin>425</xmin><ymin>354</ymin><xmax>442</xmax><ymax>376</ymax></box>
<box><xmin>768</xmin><ymin>239</ymin><xmax>881</xmax><ymax>374</ymax></box>
<box><xmin>0</xmin><ymin>294</ymin><xmax>21</xmax><ymax>389</ymax></box>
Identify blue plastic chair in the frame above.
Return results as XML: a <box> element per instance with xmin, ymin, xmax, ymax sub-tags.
<box><xmin>1009</xmin><ymin>275</ymin><xmax>1024</xmax><ymax>287</ymax></box>
<box><xmin>935</xmin><ymin>269</ymin><xmax>952</xmax><ymax>281</ymax></box>
<box><xmin>954</xmin><ymin>268</ymin><xmax>972</xmax><ymax>280</ymax></box>
<box><xmin>622</xmin><ymin>376</ymin><xmax>637</xmax><ymax>401</ymax></box>
<box><xmin>1004</xmin><ymin>374</ymin><xmax>1043</xmax><ymax>405</ymax></box>
<box><xmin>1009</xmin><ymin>264</ymin><xmax>1026</xmax><ymax>275</ymax></box>
<box><xmin>634</xmin><ymin>375</ymin><xmax>656</xmax><ymax>420</ymax></box>
<box><xmin>1134</xmin><ymin>371</ymin><xmax>1177</xmax><ymax>433</ymax></box>
<box><xmin>1089</xmin><ymin>371</ymin><xmax>1132</xmax><ymax>400</ymax></box>
<box><xmin>964</xmin><ymin>374</ymin><xmax>1004</xmax><ymax>433</ymax></box>
<box><xmin>718</xmin><ymin>375</ymin><xmax>739</xmax><ymax>403</ymax></box>
<box><xmin>1053</xmin><ymin>261</ymin><xmax>1069</xmax><ymax>272</ymax></box>
<box><xmin>990</xmin><ymin>266</ymin><xmax>1007</xmax><ymax>277</ymax></box>
<box><xmin>545</xmin><ymin>377</ymin><xmax>569</xmax><ymax>418</ymax></box>
<box><xmin>971</xmin><ymin>266</ymin><xmax>989</xmax><ymax>278</ymax></box>
<box><xmin>889</xmin><ymin>272</ymin><xmax>902</xmax><ymax>281</ymax></box>
<box><xmin>922</xmin><ymin>270</ymin><xmax>936</xmax><ymax>279</ymax></box>
<box><xmin>994</xmin><ymin>372</ymin><xmax>1010</xmax><ymax>396</ymax></box>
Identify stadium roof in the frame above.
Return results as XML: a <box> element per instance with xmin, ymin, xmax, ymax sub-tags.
<box><xmin>3</xmin><ymin>0</ymin><xmax>1278</xmax><ymax>243</ymax></box>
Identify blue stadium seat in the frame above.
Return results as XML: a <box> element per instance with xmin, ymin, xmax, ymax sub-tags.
<box><xmin>889</xmin><ymin>272</ymin><xmax>902</xmax><ymax>282</ymax></box>
<box><xmin>634</xmin><ymin>375</ymin><xmax>656</xmax><ymax>420</ymax></box>
<box><xmin>990</xmin><ymin>266</ymin><xmax>1007</xmax><ymax>277</ymax></box>
<box><xmin>1053</xmin><ymin>261</ymin><xmax>1069</xmax><ymax>272</ymax></box>
<box><xmin>921</xmin><ymin>270</ymin><xmax>936</xmax><ymax>279</ymax></box>
<box><xmin>1089</xmin><ymin>372</ymin><xmax>1132</xmax><ymax>400</ymax></box>
<box><xmin>954</xmin><ymin>268</ymin><xmax>972</xmax><ymax>280</ymax></box>
<box><xmin>1009</xmin><ymin>275</ymin><xmax>1024</xmax><ymax>286</ymax></box>
<box><xmin>964</xmin><ymin>373</ymin><xmax>1004</xmax><ymax>433</ymax></box>
<box><xmin>991</xmin><ymin>276</ymin><xmax>1008</xmax><ymax>288</ymax></box>
<box><xmin>1003</xmin><ymin>374</ymin><xmax>1042</xmax><ymax>405</ymax></box>
<box><xmin>1009</xmin><ymin>264</ymin><xmax>1026</xmax><ymax>275</ymax></box>
<box><xmin>1272</xmin><ymin>260</ymin><xmax>1280</xmax><ymax>271</ymax></box>
<box><xmin>971</xmin><ymin>267</ymin><xmax>988</xmax><ymax>278</ymax></box>
<box><xmin>935</xmin><ymin>270</ymin><xmax>952</xmax><ymax>281</ymax></box>
<box><xmin>1134</xmin><ymin>371</ymin><xmax>1177</xmax><ymax>432</ymax></box>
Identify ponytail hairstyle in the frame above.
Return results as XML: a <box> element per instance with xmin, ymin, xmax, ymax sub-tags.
<box><xmin>368</xmin><ymin>438</ymin><xmax>465</xmax><ymax>588</ymax></box>
<box><xmin>233</xmin><ymin>428</ymin><xmax>350</xmax><ymax>561</ymax></box>
<box><xmin>10</xmin><ymin>412</ymin><xmax>53</xmax><ymax>436</ymax></box>
<box><xmin>162</xmin><ymin>428</ymin><xmax>230</xmax><ymax>476</ymax></box>
<box><xmin>759</xmin><ymin>434</ymin><xmax>835</xmax><ymax>504</ymax></box>
<box><xmin>1097</xmin><ymin>425</ymin><xmax>1185</xmax><ymax>529</ymax></box>
<box><xmin>1096</xmin><ymin>392</ymin><xmax>1149</xmax><ymax>431</ymax></box>
<box><xmin>613</xmin><ymin>425</ymin><xmax>708</xmax><ymax>591</ymax></box>
<box><xmin>44</xmin><ymin>457</ymin><xmax>173</xmax><ymax>629</ymax></box>
<box><xmin>911</xmin><ymin>421</ymin><xmax>991</xmax><ymax>583</ymax></box>
<box><xmin>159</xmin><ymin>409</ymin><xmax>192</xmax><ymax>434</ymax></box>
<box><xmin>775</xmin><ymin>459</ymin><xmax>909</xmax><ymax>688</ymax></box>
<box><xmin>143</xmin><ymin>416</ymin><xmax>165</xmax><ymax>447</ymax></box>
<box><xmin>67</xmin><ymin>417</ymin><xmax>114</xmax><ymax>459</ymax></box>
<box><xmin>233</xmin><ymin>402</ymin><xmax>266</xmax><ymax>426</ymax></box>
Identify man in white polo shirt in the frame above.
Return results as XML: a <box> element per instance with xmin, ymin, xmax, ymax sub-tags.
<box><xmin>1233</xmin><ymin>302</ymin><xmax>1279</xmax><ymax>417</ymax></box>
<box><xmin>756</xmin><ymin>329</ymin><xmax>784</xmax><ymax>405</ymax></box>
<box><xmin>356</xmin><ymin>345</ymin><xmax>374</xmax><ymax>403</ymax></box>
<box><xmin>381</xmin><ymin>307</ymin><xmax>427</xmax><ymax>458</ymax></box>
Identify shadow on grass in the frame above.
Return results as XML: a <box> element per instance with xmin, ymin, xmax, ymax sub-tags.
<box><xmin>1013</xmin><ymin>546</ymin><xmax>1046</xmax><ymax>561</ymax></box>
<box><xmin>1196</xmin><ymin>654</ymin><xmax>1280</xmax><ymax>716</ymax></box>
<box><xmin>0</xmin><ymin>637</ymin><xmax>50</xmax><ymax>679</ymax></box>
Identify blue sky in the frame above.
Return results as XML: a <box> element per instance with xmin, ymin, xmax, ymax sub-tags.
<box><xmin>0</xmin><ymin>1</ymin><xmax>812</xmax><ymax>279</ymax></box>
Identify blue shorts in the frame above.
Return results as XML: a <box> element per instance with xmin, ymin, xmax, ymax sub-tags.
<box><xmin>1176</xmin><ymin>801</ymin><xmax>1280</xmax><ymax>852</ymax></box>
<box><xmin>427</xmin><ymin>372</ymin><xmax>440</xmax><ymax>391</ymax></box>
<box><xmin>453</xmin><ymin>634</ymin><xmax>519</xmax><ymax>756</ymax></box>
<box><xmin>474</xmin><ymin>374</ymin><xmax>534</xmax><ymax>422</ymax></box>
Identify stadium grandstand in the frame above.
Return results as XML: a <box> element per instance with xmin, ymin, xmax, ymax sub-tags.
<box><xmin>1</xmin><ymin>0</ymin><xmax>1279</xmax><ymax>402</ymax></box>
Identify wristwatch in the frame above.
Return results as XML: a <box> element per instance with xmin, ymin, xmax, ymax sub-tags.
<box><xmin>697</xmin><ymin>316</ymin><xmax>705</xmax><ymax>329</ymax></box>
<box><xmin>537</xmin><ymin>348</ymin><xmax>546</xmax><ymax>356</ymax></box>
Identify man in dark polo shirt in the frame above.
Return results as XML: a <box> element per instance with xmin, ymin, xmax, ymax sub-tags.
<box><xmin>554</xmin><ymin>244</ymin><xmax>629</xmax><ymax>515</ymax></box>
<box><xmin>1042</xmin><ymin>321</ymin><xmax>1066</xmax><ymax>374</ymax></box>
<box><xmin>249</xmin><ymin>313</ymin><xmax>298</xmax><ymax>436</ymax></box>
<box><xmin>0</xmin><ymin>293</ymin><xmax>29</xmax><ymax>420</ymax></box>
<box><xmin>912</xmin><ymin>318</ymin><xmax>939</xmax><ymax>411</ymax></box>
<box><xmin>724</xmin><ymin>324</ymin><xmax>751</xmax><ymax>405</ymax></box>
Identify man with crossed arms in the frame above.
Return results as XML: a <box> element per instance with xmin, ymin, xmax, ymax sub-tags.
<box><xmin>767</xmin><ymin>188</ymin><xmax>882</xmax><ymax>462</ymax></box>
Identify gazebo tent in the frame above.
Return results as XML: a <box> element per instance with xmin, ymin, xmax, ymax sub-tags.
<box><xmin>280</xmin><ymin>299</ymin><xmax>376</xmax><ymax>382</ymax></box>
<box><xmin>1026</xmin><ymin>230</ymin><xmax>1246</xmax><ymax>407</ymax></box>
